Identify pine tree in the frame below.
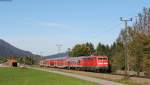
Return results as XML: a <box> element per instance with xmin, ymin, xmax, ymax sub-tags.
<box><xmin>143</xmin><ymin>38</ymin><xmax>150</xmax><ymax>77</ymax></box>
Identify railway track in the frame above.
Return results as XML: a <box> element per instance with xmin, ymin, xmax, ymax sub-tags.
<box><xmin>38</xmin><ymin>66</ymin><xmax>124</xmax><ymax>80</ymax></box>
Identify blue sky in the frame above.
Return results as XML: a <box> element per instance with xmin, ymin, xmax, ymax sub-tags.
<box><xmin>0</xmin><ymin>0</ymin><xmax>149</xmax><ymax>56</ymax></box>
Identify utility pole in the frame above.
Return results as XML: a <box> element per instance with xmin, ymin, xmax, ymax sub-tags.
<box><xmin>56</xmin><ymin>44</ymin><xmax>63</xmax><ymax>57</ymax></box>
<box><xmin>67</xmin><ymin>48</ymin><xmax>71</xmax><ymax>57</ymax></box>
<box><xmin>120</xmin><ymin>17</ymin><xmax>132</xmax><ymax>79</ymax></box>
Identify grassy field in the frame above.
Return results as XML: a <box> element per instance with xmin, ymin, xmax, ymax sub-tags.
<box><xmin>44</xmin><ymin>67</ymin><xmax>148</xmax><ymax>85</ymax></box>
<box><xmin>0</xmin><ymin>67</ymin><xmax>99</xmax><ymax>85</ymax></box>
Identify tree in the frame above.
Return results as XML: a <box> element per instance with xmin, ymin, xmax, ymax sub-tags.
<box><xmin>143</xmin><ymin>36</ymin><xmax>150</xmax><ymax>77</ymax></box>
<box><xmin>96</xmin><ymin>43</ymin><xmax>110</xmax><ymax>56</ymax></box>
<box><xmin>69</xmin><ymin>43</ymin><xmax>92</xmax><ymax>57</ymax></box>
<box><xmin>128</xmin><ymin>37</ymin><xmax>143</xmax><ymax>76</ymax></box>
<box><xmin>111</xmin><ymin>42</ymin><xmax>125</xmax><ymax>71</ymax></box>
<box><xmin>85</xmin><ymin>42</ymin><xmax>95</xmax><ymax>55</ymax></box>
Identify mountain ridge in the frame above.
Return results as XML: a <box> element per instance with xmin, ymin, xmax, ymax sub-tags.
<box><xmin>46</xmin><ymin>52</ymin><xmax>68</xmax><ymax>59</ymax></box>
<box><xmin>0</xmin><ymin>39</ymin><xmax>33</xmax><ymax>57</ymax></box>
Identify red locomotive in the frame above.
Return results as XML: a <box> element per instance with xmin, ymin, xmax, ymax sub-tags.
<box><xmin>40</xmin><ymin>56</ymin><xmax>111</xmax><ymax>72</ymax></box>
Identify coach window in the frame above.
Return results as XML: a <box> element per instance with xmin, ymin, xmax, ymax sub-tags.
<box><xmin>77</xmin><ymin>60</ymin><xmax>80</xmax><ymax>64</ymax></box>
<box><xmin>98</xmin><ymin>58</ymin><xmax>103</xmax><ymax>60</ymax></box>
<box><xmin>103</xmin><ymin>58</ymin><xmax>107</xmax><ymax>60</ymax></box>
<box><xmin>85</xmin><ymin>58</ymin><xmax>92</xmax><ymax>60</ymax></box>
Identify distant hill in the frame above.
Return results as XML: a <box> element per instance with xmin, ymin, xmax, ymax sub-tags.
<box><xmin>46</xmin><ymin>52</ymin><xmax>68</xmax><ymax>59</ymax></box>
<box><xmin>0</xmin><ymin>39</ymin><xmax>33</xmax><ymax>57</ymax></box>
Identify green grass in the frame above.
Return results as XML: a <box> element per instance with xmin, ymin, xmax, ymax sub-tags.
<box><xmin>116</xmin><ymin>79</ymin><xmax>142</xmax><ymax>85</ymax></box>
<box><xmin>0</xmin><ymin>67</ymin><xmax>99</xmax><ymax>85</ymax></box>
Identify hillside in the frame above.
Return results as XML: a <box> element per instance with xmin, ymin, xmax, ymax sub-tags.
<box><xmin>0</xmin><ymin>39</ymin><xmax>33</xmax><ymax>57</ymax></box>
<box><xmin>46</xmin><ymin>52</ymin><xmax>68</xmax><ymax>58</ymax></box>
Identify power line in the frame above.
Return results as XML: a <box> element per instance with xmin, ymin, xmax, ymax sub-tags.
<box><xmin>104</xmin><ymin>22</ymin><xmax>122</xmax><ymax>33</ymax></box>
<box><xmin>100</xmin><ymin>18</ymin><xmax>122</xmax><ymax>33</ymax></box>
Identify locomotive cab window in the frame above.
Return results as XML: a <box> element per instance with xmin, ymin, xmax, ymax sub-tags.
<box><xmin>98</xmin><ymin>58</ymin><xmax>107</xmax><ymax>60</ymax></box>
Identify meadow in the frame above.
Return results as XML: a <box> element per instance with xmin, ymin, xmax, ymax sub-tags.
<box><xmin>0</xmin><ymin>67</ymin><xmax>99</xmax><ymax>85</ymax></box>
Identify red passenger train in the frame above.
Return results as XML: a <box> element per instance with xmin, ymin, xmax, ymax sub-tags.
<box><xmin>40</xmin><ymin>56</ymin><xmax>111</xmax><ymax>72</ymax></box>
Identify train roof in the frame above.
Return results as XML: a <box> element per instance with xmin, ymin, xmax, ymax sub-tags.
<box><xmin>41</xmin><ymin>56</ymin><xmax>108</xmax><ymax>61</ymax></box>
<box><xmin>66</xmin><ymin>56</ymin><xmax>108</xmax><ymax>60</ymax></box>
<box><xmin>45</xmin><ymin>56</ymin><xmax>68</xmax><ymax>60</ymax></box>
<box><xmin>71</xmin><ymin>56</ymin><xmax>108</xmax><ymax>58</ymax></box>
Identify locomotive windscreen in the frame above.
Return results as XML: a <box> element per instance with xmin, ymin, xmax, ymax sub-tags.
<box><xmin>98</xmin><ymin>58</ymin><xmax>107</xmax><ymax>60</ymax></box>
